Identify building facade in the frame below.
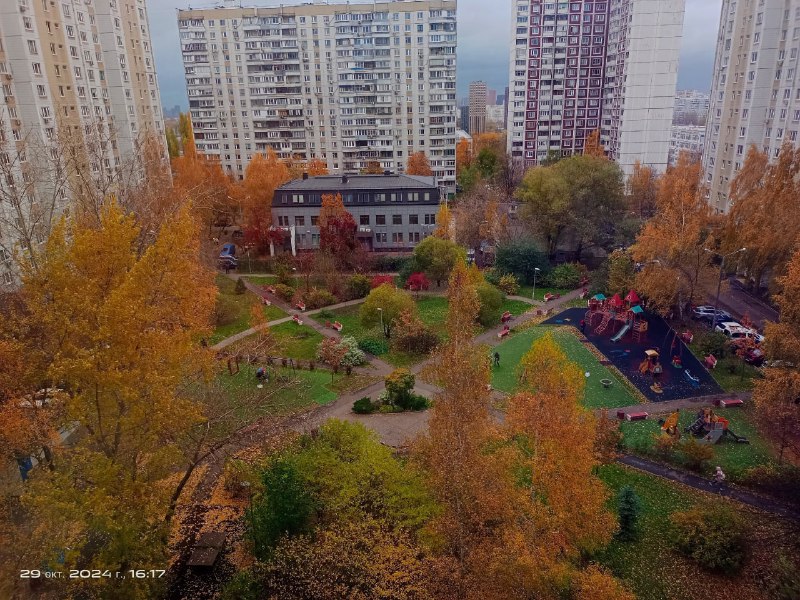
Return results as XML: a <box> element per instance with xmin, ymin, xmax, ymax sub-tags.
<box><xmin>674</xmin><ymin>89</ymin><xmax>710</xmax><ymax>124</ymax></box>
<box><xmin>0</xmin><ymin>0</ymin><xmax>165</xmax><ymax>288</ymax></box>
<box><xmin>669</xmin><ymin>124</ymin><xmax>706</xmax><ymax>165</ymax></box>
<box><xmin>272</xmin><ymin>174</ymin><xmax>440</xmax><ymax>252</ymax></box>
<box><xmin>468</xmin><ymin>80</ymin><xmax>487</xmax><ymax>134</ymax></box>
<box><xmin>177</xmin><ymin>0</ymin><xmax>457</xmax><ymax>192</ymax></box>
<box><xmin>507</xmin><ymin>0</ymin><xmax>684</xmax><ymax>176</ymax></box>
<box><xmin>703</xmin><ymin>0</ymin><xmax>800</xmax><ymax>214</ymax></box>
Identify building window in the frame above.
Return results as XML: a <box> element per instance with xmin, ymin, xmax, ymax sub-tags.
<box><xmin>278</xmin><ymin>216</ymin><xmax>289</xmax><ymax>226</ymax></box>
<box><xmin>376</xmin><ymin>214</ymin><xmax>386</xmax><ymax>225</ymax></box>
<box><xmin>359</xmin><ymin>214</ymin><xmax>370</xmax><ymax>225</ymax></box>
<box><xmin>392</xmin><ymin>214</ymin><xmax>402</xmax><ymax>225</ymax></box>
<box><xmin>410</xmin><ymin>232</ymin><xmax>421</xmax><ymax>243</ymax></box>
<box><xmin>409</xmin><ymin>214</ymin><xmax>419</xmax><ymax>225</ymax></box>
<box><xmin>295</xmin><ymin>216</ymin><xmax>305</xmax><ymax>226</ymax></box>
<box><xmin>292</xmin><ymin>194</ymin><xmax>304</xmax><ymax>203</ymax></box>
<box><xmin>311</xmin><ymin>216</ymin><xmax>319</xmax><ymax>226</ymax></box>
<box><xmin>375</xmin><ymin>232</ymin><xmax>387</xmax><ymax>243</ymax></box>
<box><xmin>392</xmin><ymin>232</ymin><xmax>404</xmax><ymax>243</ymax></box>
<box><xmin>424</xmin><ymin>213</ymin><xmax>436</xmax><ymax>225</ymax></box>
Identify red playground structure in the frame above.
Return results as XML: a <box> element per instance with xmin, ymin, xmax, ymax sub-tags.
<box><xmin>586</xmin><ymin>290</ymin><xmax>648</xmax><ymax>343</ymax></box>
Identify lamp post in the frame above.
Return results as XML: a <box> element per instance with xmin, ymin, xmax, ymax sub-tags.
<box><xmin>704</xmin><ymin>247</ymin><xmax>746</xmax><ymax>331</ymax></box>
<box><xmin>377</xmin><ymin>307</ymin><xmax>384</xmax><ymax>337</ymax></box>
<box><xmin>531</xmin><ymin>267</ymin><xmax>541</xmax><ymax>302</ymax></box>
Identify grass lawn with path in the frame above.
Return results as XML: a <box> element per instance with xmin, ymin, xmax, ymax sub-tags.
<box><xmin>620</xmin><ymin>405</ymin><xmax>776</xmax><ymax>480</ymax></box>
<box><xmin>595</xmin><ymin>464</ymin><xmax>793</xmax><ymax>600</ymax></box>
<box><xmin>491</xmin><ymin>327</ymin><xmax>641</xmax><ymax>409</ymax></box>
<box><xmin>211</xmin><ymin>275</ymin><xmax>287</xmax><ymax>344</ymax></box>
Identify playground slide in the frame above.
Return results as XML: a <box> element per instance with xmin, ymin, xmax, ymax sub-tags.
<box><xmin>724</xmin><ymin>429</ymin><xmax>750</xmax><ymax>444</ymax></box>
<box><xmin>610</xmin><ymin>323</ymin><xmax>631</xmax><ymax>343</ymax></box>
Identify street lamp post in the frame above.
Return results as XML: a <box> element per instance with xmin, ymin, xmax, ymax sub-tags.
<box><xmin>704</xmin><ymin>247</ymin><xmax>746</xmax><ymax>332</ymax></box>
<box><xmin>377</xmin><ymin>307</ymin><xmax>384</xmax><ymax>337</ymax></box>
<box><xmin>531</xmin><ymin>267</ymin><xmax>541</xmax><ymax>302</ymax></box>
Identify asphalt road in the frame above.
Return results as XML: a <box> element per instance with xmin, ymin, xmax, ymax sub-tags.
<box><xmin>704</xmin><ymin>277</ymin><xmax>779</xmax><ymax>331</ymax></box>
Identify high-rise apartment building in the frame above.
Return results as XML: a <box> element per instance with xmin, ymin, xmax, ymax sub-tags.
<box><xmin>486</xmin><ymin>87</ymin><xmax>498</xmax><ymax>105</ymax></box>
<box><xmin>703</xmin><ymin>0</ymin><xmax>800</xmax><ymax>214</ymax></box>
<box><xmin>0</xmin><ymin>0</ymin><xmax>165</xmax><ymax>287</ymax></box>
<box><xmin>468</xmin><ymin>80</ymin><xmax>487</xmax><ymax>134</ymax></box>
<box><xmin>507</xmin><ymin>0</ymin><xmax>684</xmax><ymax>176</ymax></box>
<box><xmin>674</xmin><ymin>89</ymin><xmax>710</xmax><ymax>125</ymax></box>
<box><xmin>670</xmin><ymin>124</ymin><xmax>706</xmax><ymax>165</ymax></box>
<box><xmin>177</xmin><ymin>0</ymin><xmax>457</xmax><ymax>192</ymax></box>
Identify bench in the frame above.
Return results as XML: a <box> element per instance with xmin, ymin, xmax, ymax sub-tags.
<box><xmin>295</xmin><ymin>301</ymin><xmax>306</xmax><ymax>312</ymax></box>
<box><xmin>261</xmin><ymin>296</ymin><xmax>271</xmax><ymax>306</ymax></box>
<box><xmin>292</xmin><ymin>314</ymin><xmax>304</xmax><ymax>325</ymax></box>
<box><xmin>187</xmin><ymin>532</ymin><xmax>226</xmax><ymax>568</ymax></box>
<box><xmin>332</xmin><ymin>321</ymin><xmax>343</xmax><ymax>332</ymax></box>
<box><xmin>680</xmin><ymin>331</ymin><xmax>694</xmax><ymax>344</ymax></box>
<box><xmin>501</xmin><ymin>311</ymin><xmax>512</xmax><ymax>324</ymax></box>
<box><xmin>704</xmin><ymin>354</ymin><xmax>717</xmax><ymax>369</ymax></box>
<box><xmin>264</xmin><ymin>285</ymin><xmax>276</xmax><ymax>294</ymax></box>
<box><xmin>498</xmin><ymin>325</ymin><xmax>510</xmax><ymax>339</ymax></box>
<box><xmin>716</xmin><ymin>398</ymin><xmax>744</xmax><ymax>408</ymax></box>
<box><xmin>625</xmin><ymin>412</ymin><xmax>649</xmax><ymax>422</ymax></box>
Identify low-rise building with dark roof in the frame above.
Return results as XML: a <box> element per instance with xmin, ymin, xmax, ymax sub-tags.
<box><xmin>272</xmin><ymin>174</ymin><xmax>441</xmax><ymax>253</ymax></box>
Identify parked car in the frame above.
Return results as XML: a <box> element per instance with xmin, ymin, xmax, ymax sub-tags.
<box><xmin>693</xmin><ymin>306</ymin><xmax>732</xmax><ymax>323</ymax></box>
<box><xmin>220</xmin><ymin>242</ymin><xmax>236</xmax><ymax>258</ymax></box>
<box><xmin>714</xmin><ymin>321</ymin><xmax>765</xmax><ymax>344</ymax></box>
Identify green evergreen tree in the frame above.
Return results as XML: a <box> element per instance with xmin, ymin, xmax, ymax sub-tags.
<box><xmin>616</xmin><ymin>485</ymin><xmax>641</xmax><ymax>541</ymax></box>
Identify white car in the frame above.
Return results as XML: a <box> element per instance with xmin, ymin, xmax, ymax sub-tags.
<box><xmin>714</xmin><ymin>321</ymin><xmax>765</xmax><ymax>344</ymax></box>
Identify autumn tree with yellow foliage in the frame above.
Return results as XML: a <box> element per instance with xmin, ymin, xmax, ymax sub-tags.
<box><xmin>754</xmin><ymin>247</ymin><xmax>800</xmax><ymax>463</ymax></box>
<box><xmin>0</xmin><ymin>201</ymin><xmax>216</xmax><ymax>598</ymax></box>
<box><xmin>723</xmin><ymin>144</ymin><xmax>800</xmax><ymax>293</ymax></box>
<box><xmin>632</xmin><ymin>152</ymin><xmax>715</xmax><ymax>317</ymax></box>
<box><xmin>407</xmin><ymin>151</ymin><xmax>434</xmax><ymax>176</ymax></box>
<box><xmin>241</xmin><ymin>149</ymin><xmax>292</xmax><ymax>251</ymax></box>
<box><xmin>583</xmin><ymin>129</ymin><xmax>606</xmax><ymax>158</ymax></box>
<box><xmin>456</xmin><ymin>138</ymin><xmax>473</xmax><ymax>173</ymax></box>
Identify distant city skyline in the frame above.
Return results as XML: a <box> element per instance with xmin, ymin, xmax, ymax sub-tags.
<box><xmin>148</xmin><ymin>0</ymin><xmax>721</xmax><ymax>110</ymax></box>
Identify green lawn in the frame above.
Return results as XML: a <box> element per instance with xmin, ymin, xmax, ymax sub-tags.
<box><xmin>517</xmin><ymin>285</ymin><xmax>573</xmax><ymax>301</ymax></box>
<box><xmin>620</xmin><ymin>405</ymin><xmax>775</xmax><ymax>480</ymax></box>
<box><xmin>211</xmin><ymin>275</ymin><xmax>287</xmax><ymax>344</ymax></box>
<box><xmin>212</xmin><ymin>364</ymin><xmax>339</xmax><ymax>440</ymax></box>
<box><xmin>270</xmin><ymin>321</ymin><xmax>325</xmax><ymax>360</ymax></box>
<box><xmin>491</xmin><ymin>327</ymin><xmax>641</xmax><ymax>409</ymax></box>
<box><xmin>596</xmin><ymin>464</ymin><xmax>714</xmax><ymax>600</ymax></box>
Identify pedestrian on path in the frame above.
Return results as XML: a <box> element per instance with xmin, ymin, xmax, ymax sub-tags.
<box><xmin>713</xmin><ymin>466</ymin><xmax>726</xmax><ymax>487</ymax></box>
<box><xmin>580</xmin><ymin>319</ymin><xmax>586</xmax><ymax>334</ymax></box>
<box><xmin>493</xmin><ymin>352</ymin><xmax>500</xmax><ymax>367</ymax></box>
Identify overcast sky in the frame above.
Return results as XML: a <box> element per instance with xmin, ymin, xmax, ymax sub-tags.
<box><xmin>149</xmin><ymin>0</ymin><xmax>723</xmax><ymax>110</ymax></box>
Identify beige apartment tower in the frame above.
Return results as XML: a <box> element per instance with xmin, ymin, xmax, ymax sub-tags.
<box><xmin>468</xmin><ymin>80</ymin><xmax>487</xmax><ymax>134</ymax></box>
<box><xmin>0</xmin><ymin>0</ymin><xmax>166</xmax><ymax>287</ymax></box>
<box><xmin>704</xmin><ymin>0</ymin><xmax>800</xmax><ymax>213</ymax></box>
<box><xmin>177</xmin><ymin>0</ymin><xmax>458</xmax><ymax>193</ymax></box>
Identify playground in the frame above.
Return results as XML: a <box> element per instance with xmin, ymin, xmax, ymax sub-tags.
<box><xmin>543</xmin><ymin>292</ymin><xmax>722</xmax><ymax>401</ymax></box>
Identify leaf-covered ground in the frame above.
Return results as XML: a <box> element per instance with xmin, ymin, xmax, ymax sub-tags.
<box><xmin>597</xmin><ymin>464</ymin><xmax>797</xmax><ymax>600</ymax></box>
<box><xmin>491</xmin><ymin>327</ymin><xmax>642</xmax><ymax>409</ymax></box>
<box><xmin>211</xmin><ymin>275</ymin><xmax>286</xmax><ymax>343</ymax></box>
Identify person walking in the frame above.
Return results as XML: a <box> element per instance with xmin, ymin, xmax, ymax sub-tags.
<box><xmin>580</xmin><ymin>319</ymin><xmax>586</xmax><ymax>334</ymax></box>
<box><xmin>713</xmin><ymin>466</ymin><xmax>726</xmax><ymax>487</ymax></box>
<box><xmin>493</xmin><ymin>352</ymin><xmax>500</xmax><ymax>367</ymax></box>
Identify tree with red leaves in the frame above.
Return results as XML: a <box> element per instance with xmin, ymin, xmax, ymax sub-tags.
<box><xmin>318</xmin><ymin>193</ymin><xmax>358</xmax><ymax>265</ymax></box>
<box><xmin>406</xmin><ymin>272</ymin><xmax>430</xmax><ymax>292</ymax></box>
<box><xmin>371</xmin><ymin>275</ymin><xmax>395</xmax><ymax>288</ymax></box>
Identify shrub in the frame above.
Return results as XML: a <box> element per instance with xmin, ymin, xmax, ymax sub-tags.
<box><xmin>770</xmin><ymin>554</ymin><xmax>800</xmax><ymax>600</ymax></box>
<box><xmin>497</xmin><ymin>273</ymin><xmax>520</xmax><ymax>296</ymax></box>
<box><xmin>370</xmin><ymin>274</ymin><xmax>395</xmax><ymax>288</ymax></box>
<box><xmin>339</xmin><ymin>336</ymin><xmax>367</xmax><ymax>367</ymax></box>
<box><xmin>214</xmin><ymin>296</ymin><xmax>239</xmax><ymax>327</ymax></box>
<box><xmin>352</xmin><ymin>397</ymin><xmax>377</xmax><ymax>414</ymax></box>
<box><xmin>385</xmin><ymin>368</ymin><xmax>416</xmax><ymax>409</ymax></box>
<box><xmin>407</xmin><ymin>394</ymin><xmax>430</xmax><ymax>411</ymax></box>
<box><xmin>304</xmin><ymin>288</ymin><xmax>337</xmax><ymax>310</ymax></box>
<box><xmin>495</xmin><ymin>240</ymin><xmax>549</xmax><ymax>284</ymax></box>
<box><xmin>398</xmin><ymin>256</ymin><xmax>422</xmax><ymax>286</ymax></box>
<box><xmin>220</xmin><ymin>569</ymin><xmax>262</xmax><ymax>600</ymax></box>
<box><xmin>742</xmin><ymin>464</ymin><xmax>800</xmax><ymax>505</ymax></box>
<box><xmin>273</xmin><ymin>283</ymin><xmax>295</xmax><ymax>302</ymax></box>
<box><xmin>223</xmin><ymin>459</ymin><xmax>261</xmax><ymax>498</ymax></box>
<box><xmin>317</xmin><ymin>308</ymin><xmax>335</xmax><ymax>321</ymax></box>
<box><xmin>391</xmin><ymin>310</ymin><xmax>439</xmax><ymax>355</ymax></box>
<box><xmin>484</xmin><ymin>268</ymin><xmax>501</xmax><ymax>286</ymax></box>
<box><xmin>545</xmin><ymin>262</ymin><xmax>583</xmax><ymax>289</ymax></box>
<box><xmin>476</xmin><ymin>282</ymin><xmax>504</xmax><ymax>327</ymax></box>
<box><xmin>274</xmin><ymin>262</ymin><xmax>295</xmax><ymax>287</ymax></box>
<box><xmin>653</xmin><ymin>433</ymin><xmax>678</xmax><ymax>460</ymax></box>
<box><xmin>671</xmin><ymin>507</ymin><xmax>749</xmax><ymax>573</ymax></box>
<box><xmin>616</xmin><ymin>485</ymin><xmax>641</xmax><ymax>541</ymax></box>
<box><xmin>346</xmin><ymin>274</ymin><xmax>372</xmax><ymax>299</ymax></box>
<box><xmin>358</xmin><ymin>336</ymin><xmax>389</xmax><ymax>356</ymax></box>
<box><xmin>678</xmin><ymin>437</ymin><xmax>715</xmax><ymax>472</ymax></box>
<box><xmin>406</xmin><ymin>272</ymin><xmax>431</xmax><ymax>292</ymax></box>
<box><xmin>373</xmin><ymin>254</ymin><xmax>412</xmax><ymax>272</ymax></box>
<box><xmin>234</xmin><ymin>277</ymin><xmax>247</xmax><ymax>295</ymax></box>
<box><xmin>696</xmin><ymin>331</ymin><xmax>728</xmax><ymax>359</ymax></box>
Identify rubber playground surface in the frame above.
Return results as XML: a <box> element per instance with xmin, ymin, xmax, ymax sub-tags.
<box><xmin>543</xmin><ymin>308</ymin><xmax>722</xmax><ymax>401</ymax></box>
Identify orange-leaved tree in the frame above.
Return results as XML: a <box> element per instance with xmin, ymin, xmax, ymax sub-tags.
<box><xmin>754</xmin><ymin>247</ymin><xmax>800</xmax><ymax>464</ymax></box>
<box><xmin>361</xmin><ymin>161</ymin><xmax>384</xmax><ymax>175</ymax></box>
<box><xmin>242</xmin><ymin>149</ymin><xmax>292</xmax><ymax>252</ymax></box>
<box><xmin>631</xmin><ymin>151</ymin><xmax>715</xmax><ymax>317</ymax></box>
<box><xmin>583</xmin><ymin>129</ymin><xmax>606</xmax><ymax>158</ymax></box>
<box><xmin>627</xmin><ymin>160</ymin><xmax>659</xmax><ymax>220</ymax></box>
<box><xmin>407</xmin><ymin>151</ymin><xmax>434</xmax><ymax>176</ymax></box>
<box><xmin>724</xmin><ymin>144</ymin><xmax>800</xmax><ymax>293</ymax></box>
<box><xmin>307</xmin><ymin>157</ymin><xmax>329</xmax><ymax>176</ymax></box>
<box><xmin>433</xmin><ymin>202</ymin><xmax>452</xmax><ymax>239</ymax></box>
<box><xmin>456</xmin><ymin>138</ymin><xmax>473</xmax><ymax>174</ymax></box>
